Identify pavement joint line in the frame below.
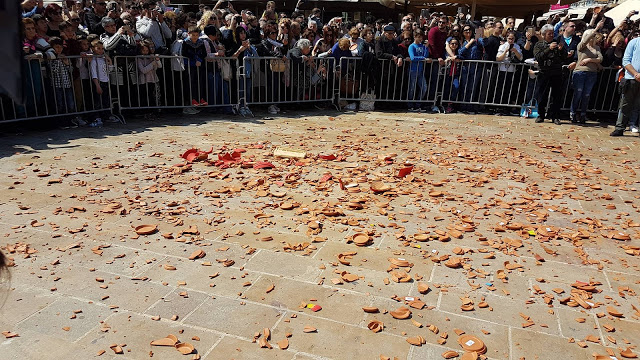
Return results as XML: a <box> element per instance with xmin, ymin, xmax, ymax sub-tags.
<box><xmin>73</xmin><ymin>311</ymin><xmax>118</xmax><ymax>344</ymax></box>
<box><xmin>508</xmin><ymin>326</ymin><xmax>513</xmax><ymax>360</ymax></box>
<box><xmin>592</xmin><ymin>312</ymin><xmax>607</xmax><ymax>346</ymax></box>
<box><xmin>601</xmin><ymin>269</ymin><xmax>614</xmax><ymax>292</ymax></box>
<box><xmin>239</xmin><ymin>274</ymin><xmax>262</xmax><ymax>300</ymax></box>
<box><xmin>143</xmin><ymin>286</ymin><xmax>178</xmax><ymax>315</ymax></box>
<box><xmin>180</xmin><ymin>292</ymin><xmax>214</xmax><ymax>327</ymax></box>
<box><xmin>553</xmin><ymin>305</ymin><xmax>563</xmax><ymax>338</ymax></box>
<box><xmin>200</xmin><ymin>333</ymin><xmax>226</xmax><ymax>359</ymax></box>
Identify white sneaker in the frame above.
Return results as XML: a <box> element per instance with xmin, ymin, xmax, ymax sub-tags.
<box><xmin>182</xmin><ymin>107</ymin><xmax>199</xmax><ymax>115</ymax></box>
<box><xmin>344</xmin><ymin>103</ymin><xmax>357</xmax><ymax>111</ymax></box>
<box><xmin>268</xmin><ymin>105</ymin><xmax>279</xmax><ymax>114</ymax></box>
<box><xmin>631</xmin><ymin>126</ymin><xmax>638</xmax><ymax>133</ymax></box>
<box><xmin>431</xmin><ymin>105</ymin><xmax>440</xmax><ymax>113</ymax></box>
<box><xmin>89</xmin><ymin>118</ymin><xmax>103</xmax><ymax>127</ymax></box>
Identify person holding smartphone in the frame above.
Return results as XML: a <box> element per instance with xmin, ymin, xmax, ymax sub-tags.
<box><xmin>534</xmin><ymin>24</ymin><xmax>568</xmax><ymax>125</ymax></box>
<box><xmin>136</xmin><ymin>0</ymin><xmax>171</xmax><ymax>53</ymax></box>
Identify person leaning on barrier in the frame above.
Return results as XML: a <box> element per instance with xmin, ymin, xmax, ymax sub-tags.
<box><xmin>287</xmin><ymin>39</ymin><xmax>319</xmax><ymax>100</ymax></box>
<box><xmin>610</xmin><ymin>35</ymin><xmax>640</xmax><ymax>137</ymax></box>
<box><xmin>533</xmin><ymin>24</ymin><xmax>568</xmax><ymax>125</ymax></box>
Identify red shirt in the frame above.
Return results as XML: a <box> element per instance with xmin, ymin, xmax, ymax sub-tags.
<box><xmin>428</xmin><ymin>26</ymin><xmax>447</xmax><ymax>59</ymax></box>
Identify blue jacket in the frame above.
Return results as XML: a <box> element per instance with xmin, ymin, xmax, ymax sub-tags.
<box><xmin>181</xmin><ymin>38</ymin><xmax>207</xmax><ymax>67</ymax></box>
<box><xmin>408</xmin><ymin>43</ymin><xmax>429</xmax><ymax>73</ymax></box>
<box><xmin>459</xmin><ymin>39</ymin><xmax>483</xmax><ymax>60</ymax></box>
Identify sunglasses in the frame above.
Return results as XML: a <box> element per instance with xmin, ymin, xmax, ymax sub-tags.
<box><xmin>453</xmin><ymin>29</ymin><xmax>460</xmax><ymax>32</ymax></box>
<box><xmin>463</xmin><ymin>29</ymin><xmax>471</xmax><ymax>32</ymax></box>
<box><xmin>71</xmin><ymin>18</ymin><xmax>81</xmax><ymax>22</ymax></box>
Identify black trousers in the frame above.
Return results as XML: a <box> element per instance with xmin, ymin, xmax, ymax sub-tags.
<box><xmin>615</xmin><ymin>79</ymin><xmax>640</xmax><ymax>131</ymax></box>
<box><xmin>535</xmin><ymin>70</ymin><xmax>564</xmax><ymax>120</ymax></box>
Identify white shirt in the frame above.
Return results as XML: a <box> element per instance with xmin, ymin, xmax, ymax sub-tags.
<box><xmin>497</xmin><ymin>42</ymin><xmax>521</xmax><ymax>72</ymax></box>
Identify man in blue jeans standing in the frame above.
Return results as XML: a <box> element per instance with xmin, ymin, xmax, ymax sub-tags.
<box><xmin>611</xmin><ymin>36</ymin><xmax>640</xmax><ymax>136</ymax></box>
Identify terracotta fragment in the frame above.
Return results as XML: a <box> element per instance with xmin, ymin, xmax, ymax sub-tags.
<box><xmin>151</xmin><ymin>335</ymin><xmax>178</xmax><ymax>346</ymax></box>
<box><xmin>176</xmin><ymin>342</ymin><xmax>195</xmax><ymax>354</ymax></box>
<box><xmin>303</xmin><ymin>326</ymin><xmax>317</xmax><ymax>333</ymax></box>
<box><xmin>362</xmin><ymin>306</ymin><xmax>380</xmax><ymax>313</ymax></box>
<box><xmin>277</xmin><ymin>338</ymin><xmax>289</xmax><ymax>350</ymax></box>
<box><xmin>607</xmin><ymin>306</ymin><xmax>623</xmax><ymax>317</ymax></box>
<box><xmin>417</xmin><ymin>282</ymin><xmax>430</xmax><ymax>294</ymax></box>
<box><xmin>442</xmin><ymin>350</ymin><xmax>459</xmax><ymax>358</ymax></box>
<box><xmin>368</xmin><ymin>320</ymin><xmax>384</xmax><ymax>333</ymax></box>
<box><xmin>621</xmin><ymin>348</ymin><xmax>638</xmax><ymax>358</ymax></box>
<box><xmin>389</xmin><ymin>306</ymin><xmax>411</xmax><ymax>319</ymax></box>
<box><xmin>135</xmin><ymin>224</ymin><xmax>157</xmax><ymax>235</ymax></box>
<box><xmin>188</xmin><ymin>249</ymin><xmax>205</xmax><ymax>260</ymax></box>
<box><xmin>109</xmin><ymin>344</ymin><xmax>123</xmax><ymax>354</ymax></box>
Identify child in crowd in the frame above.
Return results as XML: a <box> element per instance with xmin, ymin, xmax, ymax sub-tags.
<box><xmin>443</xmin><ymin>38</ymin><xmax>463</xmax><ymax>113</ymax></box>
<box><xmin>202</xmin><ymin>24</ymin><xmax>233</xmax><ymax>113</ymax></box>
<box><xmin>181</xmin><ymin>26</ymin><xmax>207</xmax><ymax>114</ymax></box>
<box><xmin>89</xmin><ymin>39</ymin><xmax>119</xmax><ymax>125</ymax></box>
<box><xmin>75</xmin><ymin>35</ymin><xmax>92</xmax><ymax>114</ymax></box>
<box><xmin>48</xmin><ymin>37</ymin><xmax>78</xmax><ymax>127</ymax></box>
<box><xmin>407</xmin><ymin>29</ymin><xmax>429</xmax><ymax>112</ymax></box>
<box><xmin>136</xmin><ymin>40</ymin><xmax>162</xmax><ymax>110</ymax></box>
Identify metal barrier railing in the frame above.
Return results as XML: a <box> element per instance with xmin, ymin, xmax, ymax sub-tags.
<box><xmin>440</xmin><ymin>60</ymin><xmax>539</xmax><ymax>110</ymax></box>
<box><xmin>559</xmin><ymin>66</ymin><xmax>621</xmax><ymax>114</ymax></box>
<box><xmin>336</xmin><ymin>57</ymin><xmax>441</xmax><ymax>107</ymax></box>
<box><xmin>243</xmin><ymin>56</ymin><xmax>335</xmax><ymax>105</ymax></box>
<box><xmin>0</xmin><ymin>55</ymin><xmax>113</xmax><ymax>125</ymax></box>
<box><xmin>112</xmin><ymin>55</ymin><xmax>238</xmax><ymax>113</ymax></box>
<box><xmin>1</xmin><ymin>55</ymin><xmax>622</xmax><ymax>123</ymax></box>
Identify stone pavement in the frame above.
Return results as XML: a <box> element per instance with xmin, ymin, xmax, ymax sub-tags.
<box><xmin>0</xmin><ymin>110</ymin><xmax>639</xmax><ymax>360</ymax></box>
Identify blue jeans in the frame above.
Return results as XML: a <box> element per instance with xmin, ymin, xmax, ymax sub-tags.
<box><xmin>207</xmin><ymin>71</ymin><xmax>230</xmax><ymax>105</ymax></box>
<box><xmin>407</xmin><ymin>70</ymin><xmax>427</xmax><ymax>109</ymax></box>
<box><xmin>570</xmin><ymin>71</ymin><xmax>597</xmax><ymax>116</ymax></box>
<box><xmin>55</xmin><ymin>87</ymin><xmax>76</xmax><ymax>114</ymax></box>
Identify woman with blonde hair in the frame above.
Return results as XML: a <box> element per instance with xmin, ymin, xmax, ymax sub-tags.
<box><xmin>570</xmin><ymin>22</ymin><xmax>603</xmax><ymax>124</ymax></box>
<box><xmin>278</xmin><ymin>18</ymin><xmax>292</xmax><ymax>53</ymax></box>
<box><xmin>199</xmin><ymin>10</ymin><xmax>220</xmax><ymax>32</ymax></box>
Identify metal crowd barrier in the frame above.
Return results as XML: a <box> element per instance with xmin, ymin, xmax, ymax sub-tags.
<box><xmin>1</xmin><ymin>55</ymin><xmax>623</xmax><ymax>123</ymax></box>
<box><xmin>559</xmin><ymin>66</ymin><xmax>621</xmax><ymax>114</ymax></box>
<box><xmin>243</xmin><ymin>56</ymin><xmax>335</xmax><ymax>105</ymax></box>
<box><xmin>336</xmin><ymin>57</ymin><xmax>441</xmax><ymax>107</ymax></box>
<box><xmin>112</xmin><ymin>55</ymin><xmax>238</xmax><ymax>113</ymax></box>
<box><xmin>0</xmin><ymin>55</ymin><xmax>113</xmax><ymax>124</ymax></box>
<box><xmin>439</xmin><ymin>60</ymin><xmax>539</xmax><ymax>110</ymax></box>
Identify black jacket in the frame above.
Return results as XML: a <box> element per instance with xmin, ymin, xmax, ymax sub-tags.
<box><xmin>375</xmin><ymin>37</ymin><xmax>399</xmax><ymax>60</ymax></box>
<box><xmin>534</xmin><ymin>40</ymin><xmax>568</xmax><ymax>73</ymax></box>
<box><xmin>84</xmin><ymin>8</ymin><xmax>105</xmax><ymax>35</ymax></box>
<box><xmin>256</xmin><ymin>39</ymin><xmax>284</xmax><ymax>58</ymax></box>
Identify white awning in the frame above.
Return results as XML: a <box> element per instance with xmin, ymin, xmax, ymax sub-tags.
<box><xmin>604</xmin><ymin>0</ymin><xmax>640</xmax><ymax>26</ymax></box>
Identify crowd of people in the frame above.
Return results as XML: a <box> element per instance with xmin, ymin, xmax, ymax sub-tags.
<box><xmin>12</xmin><ymin>0</ymin><xmax>640</xmax><ymax>136</ymax></box>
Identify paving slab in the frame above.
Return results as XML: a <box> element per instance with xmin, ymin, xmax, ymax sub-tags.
<box><xmin>2</xmin><ymin>110</ymin><xmax>640</xmax><ymax>360</ymax></box>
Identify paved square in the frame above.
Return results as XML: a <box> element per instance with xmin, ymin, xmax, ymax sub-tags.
<box><xmin>1</xmin><ymin>110</ymin><xmax>639</xmax><ymax>359</ymax></box>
